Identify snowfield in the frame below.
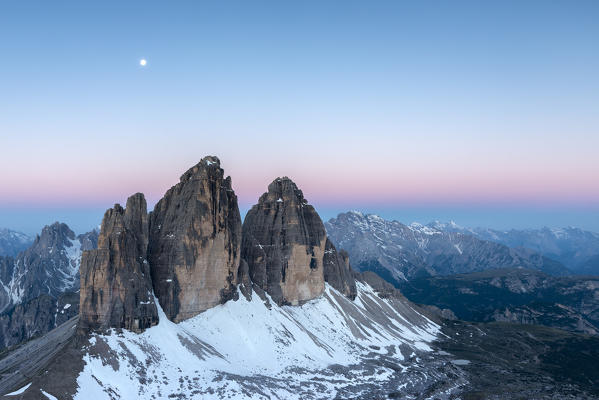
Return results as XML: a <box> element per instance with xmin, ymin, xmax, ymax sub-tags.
<box><xmin>74</xmin><ymin>283</ymin><xmax>440</xmax><ymax>400</ymax></box>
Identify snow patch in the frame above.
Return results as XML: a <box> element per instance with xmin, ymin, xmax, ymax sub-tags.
<box><xmin>41</xmin><ymin>390</ymin><xmax>58</xmax><ymax>400</ymax></box>
<box><xmin>4</xmin><ymin>382</ymin><xmax>31</xmax><ymax>396</ymax></box>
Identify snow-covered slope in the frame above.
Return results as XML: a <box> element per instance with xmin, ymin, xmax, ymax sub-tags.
<box><xmin>74</xmin><ymin>283</ymin><xmax>443</xmax><ymax>400</ymax></box>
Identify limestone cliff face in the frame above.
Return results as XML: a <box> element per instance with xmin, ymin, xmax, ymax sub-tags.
<box><xmin>241</xmin><ymin>177</ymin><xmax>326</xmax><ymax>306</ymax></box>
<box><xmin>77</xmin><ymin>158</ymin><xmax>358</xmax><ymax>332</ymax></box>
<box><xmin>323</xmin><ymin>238</ymin><xmax>357</xmax><ymax>300</ymax></box>
<box><xmin>148</xmin><ymin>156</ymin><xmax>242</xmax><ymax>322</ymax></box>
<box><xmin>79</xmin><ymin>193</ymin><xmax>158</xmax><ymax>332</ymax></box>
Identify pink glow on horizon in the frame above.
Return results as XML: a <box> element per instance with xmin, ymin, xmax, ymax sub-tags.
<box><xmin>2</xmin><ymin>156</ymin><xmax>597</xmax><ymax>209</ymax></box>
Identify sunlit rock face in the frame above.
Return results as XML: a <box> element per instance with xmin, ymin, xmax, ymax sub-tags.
<box><xmin>148</xmin><ymin>156</ymin><xmax>242</xmax><ymax>322</ymax></box>
<box><xmin>79</xmin><ymin>193</ymin><xmax>158</xmax><ymax>333</ymax></box>
<box><xmin>241</xmin><ymin>177</ymin><xmax>326</xmax><ymax>306</ymax></box>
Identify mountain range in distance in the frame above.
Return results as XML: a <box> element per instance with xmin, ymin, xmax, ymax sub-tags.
<box><xmin>427</xmin><ymin>220</ymin><xmax>599</xmax><ymax>274</ymax></box>
<box><xmin>0</xmin><ymin>159</ymin><xmax>597</xmax><ymax>399</ymax></box>
<box><xmin>0</xmin><ymin>229</ymin><xmax>33</xmax><ymax>258</ymax></box>
<box><xmin>325</xmin><ymin>211</ymin><xmax>599</xmax><ymax>280</ymax></box>
<box><xmin>1</xmin><ymin>205</ymin><xmax>598</xmax><ymax>351</ymax></box>
<box><xmin>4</xmin><ymin>212</ymin><xmax>597</xmax><ymax>278</ymax></box>
<box><xmin>0</xmin><ymin>224</ymin><xmax>98</xmax><ymax>350</ymax></box>
<box><xmin>0</xmin><ymin>157</ymin><xmax>461</xmax><ymax>400</ymax></box>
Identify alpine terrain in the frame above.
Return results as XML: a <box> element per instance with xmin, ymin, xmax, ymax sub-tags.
<box><xmin>0</xmin><ymin>224</ymin><xmax>97</xmax><ymax>350</ymax></box>
<box><xmin>0</xmin><ymin>157</ymin><xmax>465</xmax><ymax>400</ymax></box>
<box><xmin>0</xmin><ymin>229</ymin><xmax>32</xmax><ymax>258</ymax></box>
<box><xmin>325</xmin><ymin>211</ymin><xmax>569</xmax><ymax>285</ymax></box>
<box><xmin>428</xmin><ymin>221</ymin><xmax>599</xmax><ymax>275</ymax></box>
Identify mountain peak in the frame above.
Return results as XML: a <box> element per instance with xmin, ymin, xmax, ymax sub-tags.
<box><xmin>38</xmin><ymin>222</ymin><xmax>75</xmax><ymax>242</ymax></box>
<box><xmin>79</xmin><ymin>193</ymin><xmax>157</xmax><ymax>333</ymax></box>
<box><xmin>426</xmin><ymin>220</ymin><xmax>465</xmax><ymax>232</ymax></box>
<box><xmin>179</xmin><ymin>155</ymin><xmax>223</xmax><ymax>183</ymax></box>
<box><xmin>242</xmin><ymin>177</ymin><xmax>326</xmax><ymax>306</ymax></box>
<box><xmin>0</xmin><ymin>228</ymin><xmax>32</xmax><ymax>257</ymax></box>
<box><xmin>264</xmin><ymin>176</ymin><xmax>307</xmax><ymax>205</ymax></box>
<box><xmin>150</xmin><ymin>157</ymin><xmax>241</xmax><ymax>322</ymax></box>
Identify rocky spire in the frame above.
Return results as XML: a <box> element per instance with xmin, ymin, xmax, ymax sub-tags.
<box><xmin>241</xmin><ymin>177</ymin><xmax>327</xmax><ymax>305</ymax></box>
<box><xmin>323</xmin><ymin>238</ymin><xmax>357</xmax><ymax>300</ymax></box>
<box><xmin>148</xmin><ymin>156</ymin><xmax>242</xmax><ymax>322</ymax></box>
<box><xmin>79</xmin><ymin>193</ymin><xmax>158</xmax><ymax>333</ymax></box>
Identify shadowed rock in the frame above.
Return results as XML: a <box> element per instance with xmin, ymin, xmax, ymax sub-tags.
<box><xmin>148</xmin><ymin>156</ymin><xmax>242</xmax><ymax>322</ymax></box>
<box><xmin>323</xmin><ymin>238</ymin><xmax>357</xmax><ymax>300</ymax></box>
<box><xmin>79</xmin><ymin>193</ymin><xmax>158</xmax><ymax>332</ymax></box>
<box><xmin>241</xmin><ymin>177</ymin><xmax>327</xmax><ymax>306</ymax></box>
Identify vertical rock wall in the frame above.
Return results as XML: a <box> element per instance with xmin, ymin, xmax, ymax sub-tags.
<box><xmin>323</xmin><ymin>238</ymin><xmax>357</xmax><ymax>300</ymax></box>
<box><xmin>148</xmin><ymin>156</ymin><xmax>242</xmax><ymax>322</ymax></box>
<box><xmin>79</xmin><ymin>193</ymin><xmax>158</xmax><ymax>332</ymax></box>
<box><xmin>241</xmin><ymin>177</ymin><xmax>326</xmax><ymax>305</ymax></box>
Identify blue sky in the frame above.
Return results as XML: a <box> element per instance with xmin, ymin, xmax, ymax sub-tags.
<box><xmin>1</xmin><ymin>1</ymin><xmax>598</xmax><ymax>235</ymax></box>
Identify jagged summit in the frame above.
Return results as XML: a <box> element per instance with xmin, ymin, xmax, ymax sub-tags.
<box><xmin>0</xmin><ymin>222</ymin><xmax>97</xmax><ymax>350</ymax></box>
<box><xmin>0</xmin><ymin>222</ymin><xmax>82</xmax><ymax>311</ymax></box>
<box><xmin>326</xmin><ymin>211</ymin><xmax>571</xmax><ymax>284</ymax></box>
<box><xmin>35</xmin><ymin>222</ymin><xmax>76</xmax><ymax>249</ymax></box>
<box><xmin>262</xmin><ymin>176</ymin><xmax>306</xmax><ymax>202</ymax></box>
<box><xmin>79</xmin><ymin>193</ymin><xmax>158</xmax><ymax>333</ymax></box>
<box><xmin>0</xmin><ymin>228</ymin><xmax>31</xmax><ymax>258</ymax></box>
<box><xmin>149</xmin><ymin>156</ymin><xmax>242</xmax><ymax>323</ymax></box>
<box><xmin>79</xmin><ymin>157</ymin><xmax>245</xmax><ymax>330</ymax></box>
<box><xmin>178</xmin><ymin>155</ymin><xmax>223</xmax><ymax>183</ymax></box>
<box><xmin>67</xmin><ymin>162</ymin><xmax>367</xmax><ymax>341</ymax></box>
<box><xmin>241</xmin><ymin>176</ymin><xmax>327</xmax><ymax>306</ymax></box>
<box><xmin>241</xmin><ymin>176</ymin><xmax>356</xmax><ymax>305</ymax></box>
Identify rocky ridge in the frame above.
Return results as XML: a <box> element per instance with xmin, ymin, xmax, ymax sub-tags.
<box><xmin>325</xmin><ymin>211</ymin><xmax>570</xmax><ymax>283</ymax></box>
<box><xmin>0</xmin><ymin>223</ymin><xmax>83</xmax><ymax>312</ymax></box>
<box><xmin>0</xmin><ymin>224</ymin><xmax>98</xmax><ymax>350</ymax></box>
<box><xmin>429</xmin><ymin>221</ymin><xmax>599</xmax><ymax>274</ymax></box>
<box><xmin>0</xmin><ymin>229</ymin><xmax>32</xmax><ymax>257</ymax></box>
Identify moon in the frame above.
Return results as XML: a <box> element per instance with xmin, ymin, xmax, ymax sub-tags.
<box><xmin>139</xmin><ymin>59</ymin><xmax>147</xmax><ymax>67</ymax></box>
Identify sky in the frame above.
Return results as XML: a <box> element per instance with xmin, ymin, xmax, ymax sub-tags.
<box><xmin>1</xmin><ymin>1</ymin><xmax>598</xmax><ymax>235</ymax></box>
